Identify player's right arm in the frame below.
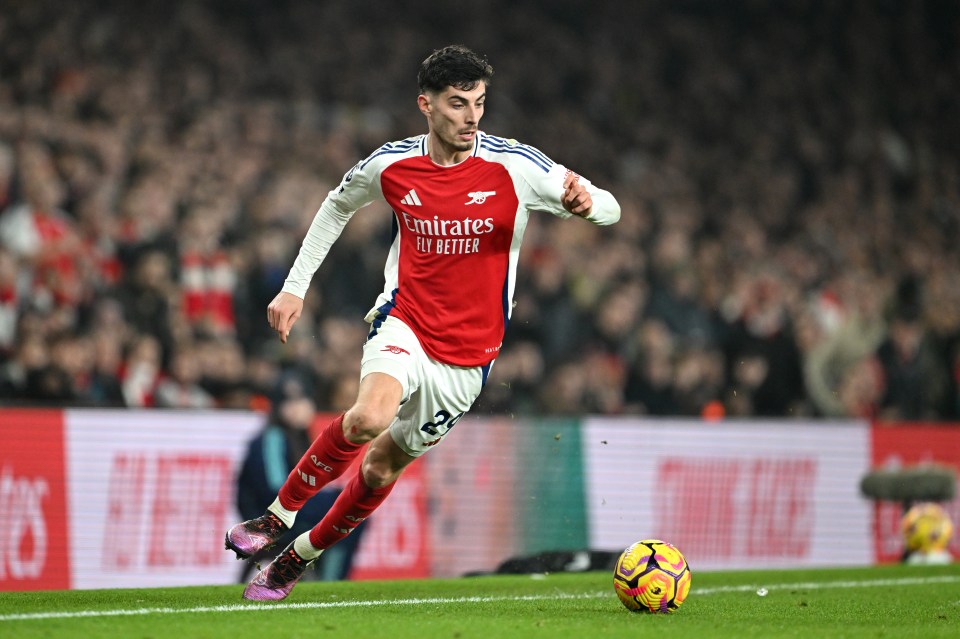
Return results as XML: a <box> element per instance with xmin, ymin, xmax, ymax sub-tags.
<box><xmin>266</xmin><ymin>291</ymin><xmax>304</xmax><ymax>344</ymax></box>
<box><xmin>269</xmin><ymin>151</ymin><xmax>384</xmax><ymax>343</ymax></box>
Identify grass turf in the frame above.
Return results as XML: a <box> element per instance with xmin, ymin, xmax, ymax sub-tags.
<box><xmin>1</xmin><ymin>563</ymin><xmax>958</xmax><ymax>638</ymax></box>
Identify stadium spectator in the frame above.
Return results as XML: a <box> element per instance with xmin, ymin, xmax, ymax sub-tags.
<box><xmin>85</xmin><ymin>329</ymin><xmax>126</xmax><ymax>407</ymax></box>
<box><xmin>0</xmin><ymin>331</ymin><xmax>50</xmax><ymax>402</ymax></box>
<box><xmin>195</xmin><ymin>335</ymin><xmax>250</xmax><ymax>406</ymax></box>
<box><xmin>872</xmin><ymin>277</ymin><xmax>950</xmax><ymax>420</ymax></box>
<box><xmin>114</xmin><ymin>249</ymin><xmax>177</xmax><ymax>361</ymax></box>
<box><xmin>0</xmin><ymin>248</ymin><xmax>18</xmax><ymax>352</ymax></box>
<box><xmin>802</xmin><ymin>271</ymin><xmax>889</xmax><ymax>417</ymax></box>
<box><xmin>118</xmin><ymin>333</ymin><xmax>163</xmax><ymax>408</ymax></box>
<box><xmin>154</xmin><ymin>344</ymin><xmax>216</xmax><ymax>409</ymax></box>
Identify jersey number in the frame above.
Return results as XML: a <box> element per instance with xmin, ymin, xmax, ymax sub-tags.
<box><xmin>420</xmin><ymin>410</ymin><xmax>464</xmax><ymax>436</ymax></box>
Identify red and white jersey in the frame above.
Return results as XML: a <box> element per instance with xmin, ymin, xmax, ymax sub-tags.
<box><xmin>283</xmin><ymin>131</ymin><xmax>620</xmax><ymax>367</ymax></box>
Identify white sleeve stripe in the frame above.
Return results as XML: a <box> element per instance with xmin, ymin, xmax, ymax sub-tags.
<box><xmin>359</xmin><ymin>137</ymin><xmax>423</xmax><ymax>170</ymax></box>
<box><xmin>483</xmin><ymin>134</ymin><xmax>552</xmax><ymax>163</ymax></box>
<box><xmin>480</xmin><ymin>134</ymin><xmax>554</xmax><ymax>168</ymax></box>
<box><xmin>479</xmin><ymin>140</ymin><xmax>553</xmax><ymax>172</ymax></box>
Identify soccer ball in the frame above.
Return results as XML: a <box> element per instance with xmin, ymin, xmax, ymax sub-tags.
<box><xmin>613</xmin><ymin>539</ymin><xmax>692</xmax><ymax>613</ymax></box>
<box><xmin>902</xmin><ymin>502</ymin><xmax>953</xmax><ymax>554</ymax></box>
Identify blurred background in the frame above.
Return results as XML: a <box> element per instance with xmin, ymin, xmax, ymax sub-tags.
<box><xmin>2</xmin><ymin>0</ymin><xmax>958</xmax><ymax>421</ymax></box>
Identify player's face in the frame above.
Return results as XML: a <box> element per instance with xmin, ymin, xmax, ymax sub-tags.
<box><xmin>419</xmin><ymin>82</ymin><xmax>486</xmax><ymax>163</ymax></box>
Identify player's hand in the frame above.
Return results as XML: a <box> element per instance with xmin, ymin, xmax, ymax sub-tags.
<box><xmin>561</xmin><ymin>173</ymin><xmax>592</xmax><ymax>218</ymax></box>
<box><xmin>267</xmin><ymin>291</ymin><xmax>304</xmax><ymax>344</ymax></box>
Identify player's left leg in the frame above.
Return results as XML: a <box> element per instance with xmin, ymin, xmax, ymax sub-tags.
<box><xmin>242</xmin><ymin>431</ymin><xmax>414</xmax><ymax>601</ymax></box>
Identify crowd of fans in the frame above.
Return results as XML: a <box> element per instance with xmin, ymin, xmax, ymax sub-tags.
<box><xmin>1</xmin><ymin>0</ymin><xmax>958</xmax><ymax>421</ymax></box>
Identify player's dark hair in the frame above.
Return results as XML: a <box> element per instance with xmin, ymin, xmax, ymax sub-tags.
<box><xmin>417</xmin><ymin>45</ymin><xmax>493</xmax><ymax>94</ymax></box>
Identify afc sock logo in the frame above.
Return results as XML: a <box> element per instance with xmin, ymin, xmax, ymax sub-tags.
<box><xmin>310</xmin><ymin>455</ymin><xmax>333</xmax><ymax>473</ymax></box>
<box><xmin>332</xmin><ymin>516</ymin><xmax>365</xmax><ymax>536</ymax></box>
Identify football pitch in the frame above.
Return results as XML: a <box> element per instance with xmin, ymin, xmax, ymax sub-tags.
<box><xmin>1</xmin><ymin>563</ymin><xmax>958</xmax><ymax>639</ymax></box>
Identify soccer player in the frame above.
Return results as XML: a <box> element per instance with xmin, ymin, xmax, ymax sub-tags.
<box><xmin>226</xmin><ymin>44</ymin><xmax>620</xmax><ymax>601</ymax></box>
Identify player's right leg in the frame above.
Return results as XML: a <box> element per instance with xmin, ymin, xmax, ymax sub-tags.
<box><xmin>225</xmin><ymin>374</ymin><xmax>403</xmax><ymax>559</ymax></box>
<box><xmin>225</xmin><ymin>414</ymin><xmax>356</xmax><ymax>558</ymax></box>
<box><xmin>238</xmin><ymin>318</ymin><xmax>418</xmax><ymax>598</ymax></box>
<box><xmin>242</xmin><ymin>430</ymin><xmax>415</xmax><ymax>601</ymax></box>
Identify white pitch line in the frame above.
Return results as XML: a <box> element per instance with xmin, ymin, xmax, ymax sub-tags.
<box><xmin>0</xmin><ymin>592</ymin><xmax>606</xmax><ymax>622</ymax></box>
<box><xmin>1</xmin><ymin>574</ymin><xmax>958</xmax><ymax>622</ymax></box>
<box><xmin>692</xmin><ymin>574</ymin><xmax>960</xmax><ymax>595</ymax></box>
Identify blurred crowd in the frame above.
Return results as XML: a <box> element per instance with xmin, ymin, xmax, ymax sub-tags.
<box><xmin>1</xmin><ymin>0</ymin><xmax>958</xmax><ymax>420</ymax></box>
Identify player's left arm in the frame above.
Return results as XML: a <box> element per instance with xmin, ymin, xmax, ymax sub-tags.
<box><xmin>560</xmin><ymin>171</ymin><xmax>620</xmax><ymax>225</ymax></box>
<box><xmin>526</xmin><ymin>160</ymin><xmax>620</xmax><ymax>226</ymax></box>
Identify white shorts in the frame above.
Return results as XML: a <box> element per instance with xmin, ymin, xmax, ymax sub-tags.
<box><xmin>360</xmin><ymin>315</ymin><xmax>490</xmax><ymax>457</ymax></box>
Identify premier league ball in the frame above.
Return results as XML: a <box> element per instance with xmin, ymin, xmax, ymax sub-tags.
<box><xmin>613</xmin><ymin>539</ymin><xmax>692</xmax><ymax>613</ymax></box>
<box><xmin>902</xmin><ymin>502</ymin><xmax>953</xmax><ymax>562</ymax></box>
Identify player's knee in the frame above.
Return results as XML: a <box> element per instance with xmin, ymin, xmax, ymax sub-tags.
<box><xmin>361</xmin><ymin>458</ymin><xmax>399</xmax><ymax>489</ymax></box>
<box><xmin>343</xmin><ymin>405</ymin><xmax>390</xmax><ymax>444</ymax></box>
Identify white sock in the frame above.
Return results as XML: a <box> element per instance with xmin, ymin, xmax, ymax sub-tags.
<box><xmin>293</xmin><ymin>532</ymin><xmax>324</xmax><ymax>560</ymax></box>
<box><xmin>266</xmin><ymin>497</ymin><xmax>297</xmax><ymax>529</ymax></box>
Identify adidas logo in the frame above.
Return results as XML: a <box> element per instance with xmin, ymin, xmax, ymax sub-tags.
<box><xmin>299</xmin><ymin>470</ymin><xmax>316</xmax><ymax>486</ymax></box>
<box><xmin>400</xmin><ymin>189</ymin><xmax>422</xmax><ymax>206</ymax></box>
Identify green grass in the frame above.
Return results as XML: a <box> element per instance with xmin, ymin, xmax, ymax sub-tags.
<box><xmin>2</xmin><ymin>563</ymin><xmax>959</xmax><ymax>638</ymax></box>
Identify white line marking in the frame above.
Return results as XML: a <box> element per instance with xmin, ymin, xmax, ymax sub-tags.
<box><xmin>1</xmin><ymin>593</ymin><xmax>602</xmax><ymax>622</ymax></box>
<box><xmin>693</xmin><ymin>574</ymin><xmax>960</xmax><ymax>595</ymax></box>
<box><xmin>1</xmin><ymin>575</ymin><xmax>957</xmax><ymax>622</ymax></box>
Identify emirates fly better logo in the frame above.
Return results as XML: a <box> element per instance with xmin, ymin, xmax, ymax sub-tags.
<box><xmin>397</xmin><ymin>183</ymin><xmax>499</xmax><ymax>255</ymax></box>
